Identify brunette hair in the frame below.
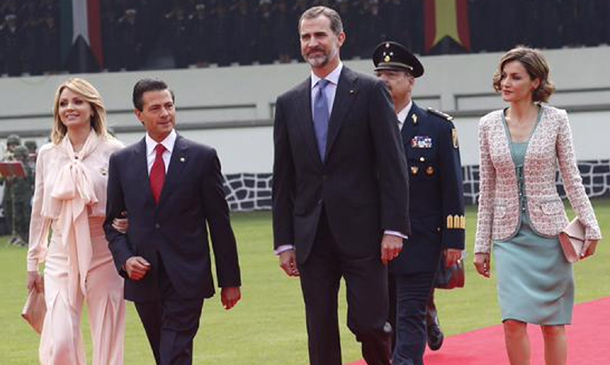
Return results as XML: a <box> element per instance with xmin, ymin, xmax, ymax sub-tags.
<box><xmin>132</xmin><ymin>78</ymin><xmax>175</xmax><ymax>111</ymax></box>
<box><xmin>299</xmin><ymin>6</ymin><xmax>343</xmax><ymax>36</ymax></box>
<box><xmin>492</xmin><ymin>46</ymin><xmax>556</xmax><ymax>103</ymax></box>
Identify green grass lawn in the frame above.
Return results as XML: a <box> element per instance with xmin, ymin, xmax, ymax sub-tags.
<box><xmin>1</xmin><ymin>199</ymin><xmax>609</xmax><ymax>364</ymax></box>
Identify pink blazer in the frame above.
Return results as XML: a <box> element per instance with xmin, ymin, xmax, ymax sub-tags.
<box><xmin>474</xmin><ymin>105</ymin><xmax>602</xmax><ymax>254</ymax></box>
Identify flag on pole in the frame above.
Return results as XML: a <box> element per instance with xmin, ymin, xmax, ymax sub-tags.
<box><xmin>60</xmin><ymin>0</ymin><xmax>103</xmax><ymax>68</ymax></box>
<box><xmin>424</xmin><ymin>0</ymin><xmax>471</xmax><ymax>53</ymax></box>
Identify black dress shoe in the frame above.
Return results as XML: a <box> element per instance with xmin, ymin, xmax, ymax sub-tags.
<box><xmin>427</xmin><ymin>321</ymin><xmax>444</xmax><ymax>351</ymax></box>
<box><xmin>426</xmin><ymin>302</ymin><xmax>444</xmax><ymax>351</ymax></box>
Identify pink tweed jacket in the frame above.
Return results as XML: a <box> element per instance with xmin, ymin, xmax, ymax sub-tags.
<box><xmin>474</xmin><ymin>105</ymin><xmax>602</xmax><ymax>254</ymax></box>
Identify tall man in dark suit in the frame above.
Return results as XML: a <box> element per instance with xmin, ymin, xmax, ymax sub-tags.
<box><xmin>373</xmin><ymin>41</ymin><xmax>465</xmax><ymax>365</ymax></box>
<box><xmin>272</xmin><ymin>6</ymin><xmax>410</xmax><ymax>365</ymax></box>
<box><xmin>104</xmin><ymin>79</ymin><xmax>241</xmax><ymax>365</ymax></box>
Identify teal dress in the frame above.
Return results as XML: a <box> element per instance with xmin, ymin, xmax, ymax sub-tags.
<box><xmin>493</xmin><ymin>113</ymin><xmax>574</xmax><ymax>325</ymax></box>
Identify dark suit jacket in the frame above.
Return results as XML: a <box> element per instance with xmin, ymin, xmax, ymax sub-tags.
<box><xmin>104</xmin><ymin>135</ymin><xmax>241</xmax><ymax>302</ymax></box>
<box><xmin>390</xmin><ymin>103</ymin><xmax>465</xmax><ymax>275</ymax></box>
<box><xmin>272</xmin><ymin>66</ymin><xmax>410</xmax><ymax>264</ymax></box>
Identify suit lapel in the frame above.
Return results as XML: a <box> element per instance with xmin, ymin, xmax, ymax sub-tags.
<box><xmin>133</xmin><ymin>138</ymin><xmax>155</xmax><ymax>205</ymax></box>
<box><xmin>158</xmin><ymin>134</ymin><xmax>189</xmax><ymax>204</ymax></box>
<box><xmin>293</xmin><ymin>78</ymin><xmax>323</xmax><ymax>165</ymax></box>
<box><xmin>325</xmin><ymin>67</ymin><xmax>358</xmax><ymax>160</ymax></box>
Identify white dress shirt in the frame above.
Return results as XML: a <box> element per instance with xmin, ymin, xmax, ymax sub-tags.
<box><xmin>145</xmin><ymin>129</ymin><xmax>177</xmax><ymax>175</ymax></box>
<box><xmin>396</xmin><ymin>101</ymin><xmax>413</xmax><ymax>131</ymax></box>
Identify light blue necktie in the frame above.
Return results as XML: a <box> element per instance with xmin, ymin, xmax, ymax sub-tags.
<box><xmin>313</xmin><ymin>79</ymin><xmax>330</xmax><ymax>162</ymax></box>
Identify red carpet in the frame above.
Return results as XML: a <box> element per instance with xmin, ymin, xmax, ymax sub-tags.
<box><xmin>347</xmin><ymin>297</ymin><xmax>610</xmax><ymax>365</ymax></box>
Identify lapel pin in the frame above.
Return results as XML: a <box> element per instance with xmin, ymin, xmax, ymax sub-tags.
<box><xmin>412</xmin><ymin>114</ymin><xmax>418</xmax><ymax>125</ymax></box>
<box><xmin>349</xmin><ymin>89</ymin><xmax>355</xmax><ymax>94</ymax></box>
<box><xmin>180</xmin><ymin>157</ymin><xmax>186</xmax><ymax>162</ymax></box>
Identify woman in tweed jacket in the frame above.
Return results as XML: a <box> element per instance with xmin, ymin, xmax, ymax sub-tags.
<box><xmin>473</xmin><ymin>47</ymin><xmax>602</xmax><ymax>365</ymax></box>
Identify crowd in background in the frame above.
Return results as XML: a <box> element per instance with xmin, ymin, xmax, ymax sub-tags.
<box><xmin>99</xmin><ymin>0</ymin><xmax>420</xmax><ymax>71</ymax></box>
<box><xmin>1</xmin><ymin>0</ymin><xmax>610</xmax><ymax>75</ymax></box>
<box><xmin>0</xmin><ymin>0</ymin><xmax>59</xmax><ymax>76</ymax></box>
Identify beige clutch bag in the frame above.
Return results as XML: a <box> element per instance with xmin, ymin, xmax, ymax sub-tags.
<box><xmin>21</xmin><ymin>289</ymin><xmax>46</xmax><ymax>334</ymax></box>
<box><xmin>559</xmin><ymin>218</ymin><xmax>586</xmax><ymax>263</ymax></box>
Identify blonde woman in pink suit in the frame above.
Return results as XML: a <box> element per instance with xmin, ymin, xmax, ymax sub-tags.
<box><xmin>26</xmin><ymin>78</ymin><xmax>126</xmax><ymax>365</ymax></box>
<box><xmin>473</xmin><ymin>46</ymin><xmax>602</xmax><ymax>365</ymax></box>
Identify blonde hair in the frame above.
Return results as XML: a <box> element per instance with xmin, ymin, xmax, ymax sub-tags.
<box><xmin>492</xmin><ymin>46</ymin><xmax>556</xmax><ymax>103</ymax></box>
<box><xmin>51</xmin><ymin>78</ymin><xmax>109</xmax><ymax>144</ymax></box>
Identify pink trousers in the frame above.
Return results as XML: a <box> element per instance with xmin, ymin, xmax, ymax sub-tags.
<box><xmin>40</xmin><ymin>219</ymin><xmax>125</xmax><ymax>365</ymax></box>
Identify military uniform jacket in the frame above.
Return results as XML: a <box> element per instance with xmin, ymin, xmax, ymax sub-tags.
<box><xmin>390</xmin><ymin>102</ymin><xmax>465</xmax><ymax>275</ymax></box>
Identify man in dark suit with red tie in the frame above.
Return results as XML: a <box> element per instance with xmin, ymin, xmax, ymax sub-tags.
<box><xmin>272</xmin><ymin>6</ymin><xmax>410</xmax><ymax>365</ymax></box>
<box><xmin>104</xmin><ymin>78</ymin><xmax>241</xmax><ymax>365</ymax></box>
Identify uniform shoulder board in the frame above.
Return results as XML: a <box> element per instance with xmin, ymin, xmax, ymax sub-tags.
<box><xmin>426</xmin><ymin>107</ymin><xmax>453</xmax><ymax>121</ymax></box>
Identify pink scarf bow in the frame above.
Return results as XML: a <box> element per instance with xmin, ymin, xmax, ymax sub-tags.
<box><xmin>50</xmin><ymin>130</ymin><xmax>100</xmax><ymax>308</ymax></box>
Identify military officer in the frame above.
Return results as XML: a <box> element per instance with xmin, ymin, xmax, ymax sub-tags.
<box><xmin>373</xmin><ymin>41</ymin><xmax>466</xmax><ymax>364</ymax></box>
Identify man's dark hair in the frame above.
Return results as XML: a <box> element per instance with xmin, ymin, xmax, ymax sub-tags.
<box><xmin>299</xmin><ymin>6</ymin><xmax>343</xmax><ymax>35</ymax></box>
<box><xmin>132</xmin><ymin>78</ymin><xmax>175</xmax><ymax>111</ymax></box>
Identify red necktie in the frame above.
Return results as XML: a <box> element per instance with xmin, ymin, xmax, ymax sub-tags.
<box><xmin>150</xmin><ymin>144</ymin><xmax>166</xmax><ymax>204</ymax></box>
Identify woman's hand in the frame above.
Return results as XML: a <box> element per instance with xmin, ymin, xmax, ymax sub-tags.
<box><xmin>112</xmin><ymin>212</ymin><xmax>129</xmax><ymax>234</ymax></box>
<box><xmin>581</xmin><ymin>239</ymin><xmax>599</xmax><ymax>259</ymax></box>
<box><xmin>473</xmin><ymin>253</ymin><xmax>491</xmax><ymax>278</ymax></box>
<box><xmin>27</xmin><ymin>271</ymin><xmax>44</xmax><ymax>293</ymax></box>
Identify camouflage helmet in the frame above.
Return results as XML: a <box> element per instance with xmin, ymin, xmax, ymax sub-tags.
<box><xmin>24</xmin><ymin>140</ymin><xmax>38</xmax><ymax>152</ymax></box>
<box><xmin>12</xmin><ymin>145</ymin><xmax>28</xmax><ymax>159</ymax></box>
<box><xmin>6</xmin><ymin>134</ymin><xmax>21</xmax><ymax>146</ymax></box>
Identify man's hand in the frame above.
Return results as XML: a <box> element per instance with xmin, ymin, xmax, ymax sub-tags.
<box><xmin>381</xmin><ymin>234</ymin><xmax>404</xmax><ymax>265</ymax></box>
<box><xmin>279</xmin><ymin>250</ymin><xmax>299</xmax><ymax>277</ymax></box>
<box><xmin>444</xmin><ymin>248</ymin><xmax>462</xmax><ymax>268</ymax></box>
<box><xmin>221</xmin><ymin>287</ymin><xmax>241</xmax><ymax>310</ymax></box>
<box><xmin>125</xmin><ymin>256</ymin><xmax>151</xmax><ymax>281</ymax></box>
<box><xmin>581</xmin><ymin>239</ymin><xmax>599</xmax><ymax>259</ymax></box>
<box><xmin>473</xmin><ymin>253</ymin><xmax>491</xmax><ymax>278</ymax></box>
<box><xmin>27</xmin><ymin>271</ymin><xmax>44</xmax><ymax>293</ymax></box>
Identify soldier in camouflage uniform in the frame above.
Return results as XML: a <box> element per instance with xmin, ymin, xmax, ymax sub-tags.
<box><xmin>2</xmin><ymin>134</ymin><xmax>21</xmax><ymax>239</ymax></box>
<box><xmin>10</xmin><ymin>145</ymin><xmax>33</xmax><ymax>246</ymax></box>
<box><xmin>24</xmin><ymin>140</ymin><xmax>38</xmax><ymax>172</ymax></box>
